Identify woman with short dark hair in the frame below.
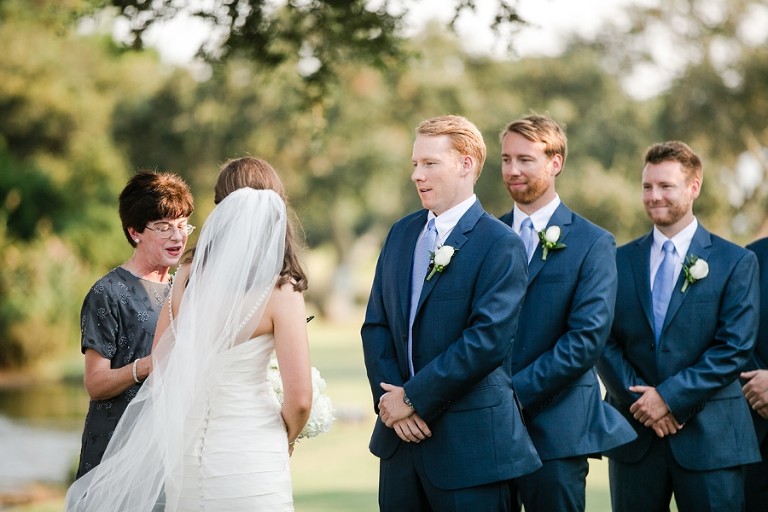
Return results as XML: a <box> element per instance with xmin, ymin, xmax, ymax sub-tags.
<box><xmin>74</xmin><ymin>170</ymin><xmax>194</xmax><ymax>478</ymax></box>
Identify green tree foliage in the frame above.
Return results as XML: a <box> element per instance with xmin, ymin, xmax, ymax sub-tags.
<box><xmin>0</xmin><ymin>155</ymin><xmax>67</xmax><ymax>241</ymax></box>
<box><xmin>0</xmin><ymin>0</ymin><xmax>173</xmax><ymax>367</ymax></box>
<box><xmin>89</xmin><ymin>0</ymin><xmax>524</xmax><ymax>101</ymax></box>
<box><xmin>598</xmin><ymin>0</ymin><xmax>768</xmax><ymax>239</ymax></box>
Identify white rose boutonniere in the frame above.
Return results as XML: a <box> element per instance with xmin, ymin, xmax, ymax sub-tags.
<box><xmin>681</xmin><ymin>255</ymin><xmax>709</xmax><ymax>292</ymax></box>
<box><xmin>427</xmin><ymin>245</ymin><xmax>457</xmax><ymax>281</ymax></box>
<box><xmin>537</xmin><ymin>226</ymin><xmax>567</xmax><ymax>261</ymax></box>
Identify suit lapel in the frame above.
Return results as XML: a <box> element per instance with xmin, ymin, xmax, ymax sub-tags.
<box><xmin>400</xmin><ymin>211</ymin><xmax>429</xmax><ymax>324</ymax></box>
<box><xmin>630</xmin><ymin>233</ymin><xmax>654</xmax><ymax>332</ymax></box>
<box><xmin>527</xmin><ymin>203</ymin><xmax>573</xmax><ymax>283</ymax></box>
<box><xmin>661</xmin><ymin>225</ymin><xmax>712</xmax><ymax>335</ymax></box>
<box><xmin>414</xmin><ymin>201</ymin><xmax>484</xmax><ymax>315</ymax></box>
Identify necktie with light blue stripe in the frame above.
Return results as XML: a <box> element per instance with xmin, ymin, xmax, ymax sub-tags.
<box><xmin>520</xmin><ymin>217</ymin><xmax>535</xmax><ymax>263</ymax></box>
<box><xmin>652</xmin><ymin>240</ymin><xmax>676</xmax><ymax>344</ymax></box>
<box><xmin>408</xmin><ymin>219</ymin><xmax>437</xmax><ymax>376</ymax></box>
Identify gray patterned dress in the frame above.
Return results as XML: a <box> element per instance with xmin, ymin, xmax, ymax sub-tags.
<box><xmin>75</xmin><ymin>267</ymin><xmax>169</xmax><ymax>478</ymax></box>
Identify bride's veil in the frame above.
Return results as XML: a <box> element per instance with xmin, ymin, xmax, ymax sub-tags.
<box><xmin>66</xmin><ymin>188</ymin><xmax>287</xmax><ymax>511</ymax></box>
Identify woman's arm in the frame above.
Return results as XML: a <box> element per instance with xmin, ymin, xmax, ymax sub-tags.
<box><xmin>267</xmin><ymin>282</ymin><xmax>312</xmax><ymax>452</ymax></box>
<box><xmin>83</xmin><ymin>349</ymin><xmax>149</xmax><ymax>400</ymax></box>
<box><xmin>86</xmin><ymin>267</ymin><xmax>191</xmax><ymax>400</ymax></box>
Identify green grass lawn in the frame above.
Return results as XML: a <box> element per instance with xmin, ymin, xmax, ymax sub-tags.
<box><xmin>9</xmin><ymin>318</ymin><xmax>679</xmax><ymax>512</ymax></box>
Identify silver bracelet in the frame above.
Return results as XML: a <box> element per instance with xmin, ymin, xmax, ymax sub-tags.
<box><xmin>132</xmin><ymin>359</ymin><xmax>141</xmax><ymax>384</ymax></box>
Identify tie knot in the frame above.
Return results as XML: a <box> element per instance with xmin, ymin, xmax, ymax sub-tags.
<box><xmin>521</xmin><ymin>217</ymin><xmax>533</xmax><ymax>231</ymax></box>
<box><xmin>662</xmin><ymin>240</ymin><xmax>675</xmax><ymax>255</ymax></box>
<box><xmin>427</xmin><ymin>218</ymin><xmax>436</xmax><ymax>232</ymax></box>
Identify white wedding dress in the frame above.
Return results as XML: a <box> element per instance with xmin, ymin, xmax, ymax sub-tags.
<box><xmin>66</xmin><ymin>189</ymin><xmax>293</xmax><ymax>512</ymax></box>
<box><xmin>174</xmin><ymin>335</ymin><xmax>293</xmax><ymax>511</ymax></box>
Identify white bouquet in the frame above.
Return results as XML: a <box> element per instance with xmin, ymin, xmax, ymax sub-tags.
<box><xmin>267</xmin><ymin>356</ymin><xmax>335</xmax><ymax>439</ymax></box>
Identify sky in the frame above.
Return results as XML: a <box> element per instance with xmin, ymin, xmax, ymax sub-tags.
<box><xmin>399</xmin><ymin>0</ymin><xmax>652</xmax><ymax>58</ymax></box>
<box><xmin>403</xmin><ymin>0</ymin><xmax>666</xmax><ymax>98</ymax></box>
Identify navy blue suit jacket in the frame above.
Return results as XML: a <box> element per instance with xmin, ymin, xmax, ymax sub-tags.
<box><xmin>362</xmin><ymin>200</ymin><xmax>541</xmax><ymax>490</ymax></box>
<box><xmin>746</xmin><ymin>237</ymin><xmax>768</xmax><ymax>445</ymax></box>
<box><xmin>500</xmin><ymin>204</ymin><xmax>635</xmax><ymax>461</ymax></box>
<box><xmin>598</xmin><ymin>225</ymin><xmax>761</xmax><ymax>470</ymax></box>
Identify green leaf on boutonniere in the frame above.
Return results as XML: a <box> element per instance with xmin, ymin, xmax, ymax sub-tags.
<box><xmin>537</xmin><ymin>225</ymin><xmax>566</xmax><ymax>261</ymax></box>
<box><xmin>426</xmin><ymin>245</ymin><xmax>457</xmax><ymax>281</ymax></box>
<box><xmin>681</xmin><ymin>255</ymin><xmax>708</xmax><ymax>292</ymax></box>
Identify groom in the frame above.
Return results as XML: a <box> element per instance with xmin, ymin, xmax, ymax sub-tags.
<box><xmin>362</xmin><ymin>114</ymin><xmax>541</xmax><ymax>512</ymax></box>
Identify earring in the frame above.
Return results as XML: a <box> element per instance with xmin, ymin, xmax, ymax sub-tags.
<box><xmin>134</xmin><ymin>238</ymin><xmax>140</xmax><ymax>243</ymax></box>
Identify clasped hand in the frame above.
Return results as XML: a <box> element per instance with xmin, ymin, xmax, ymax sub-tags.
<box><xmin>378</xmin><ymin>382</ymin><xmax>432</xmax><ymax>443</ymax></box>
<box><xmin>741</xmin><ymin>370</ymin><xmax>768</xmax><ymax>419</ymax></box>
<box><xmin>629</xmin><ymin>385</ymin><xmax>683</xmax><ymax>438</ymax></box>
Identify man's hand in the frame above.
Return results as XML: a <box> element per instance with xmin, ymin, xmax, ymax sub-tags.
<box><xmin>378</xmin><ymin>382</ymin><xmax>414</xmax><ymax>427</ymax></box>
<box><xmin>391</xmin><ymin>414</ymin><xmax>432</xmax><ymax>443</ymax></box>
<box><xmin>650</xmin><ymin>413</ymin><xmax>684</xmax><ymax>438</ymax></box>
<box><xmin>741</xmin><ymin>369</ymin><xmax>768</xmax><ymax>411</ymax></box>
<box><xmin>629</xmin><ymin>385</ymin><xmax>670</xmax><ymax>426</ymax></box>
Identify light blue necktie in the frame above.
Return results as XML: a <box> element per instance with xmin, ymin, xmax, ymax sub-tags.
<box><xmin>408</xmin><ymin>219</ymin><xmax>437</xmax><ymax>376</ymax></box>
<box><xmin>520</xmin><ymin>217</ymin><xmax>535</xmax><ymax>263</ymax></box>
<box><xmin>652</xmin><ymin>240</ymin><xmax>676</xmax><ymax>343</ymax></box>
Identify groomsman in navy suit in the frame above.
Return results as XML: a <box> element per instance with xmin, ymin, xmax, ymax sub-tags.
<box><xmin>498</xmin><ymin>114</ymin><xmax>635</xmax><ymax>512</ymax></box>
<box><xmin>597</xmin><ymin>141</ymin><xmax>761</xmax><ymax>511</ymax></box>
<box><xmin>362</xmin><ymin>115</ymin><xmax>541</xmax><ymax>512</ymax></box>
<box><xmin>742</xmin><ymin>236</ymin><xmax>768</xmax><ymax>512</ymax></box>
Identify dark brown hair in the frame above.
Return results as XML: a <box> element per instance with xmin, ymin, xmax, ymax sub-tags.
<box><xmin>214</xmin><ymin>157</ymin><xmax>308</xmax><ymax>292</ymax></box>
<box><xmin>644</xmin><ymin>141</ymin><xmax>703</xmax><ymax>182</ymax></box>
<box><xmin>118</xmin><ymin>171</ymin><xmax>194</xmax><ymax>247</ymax></box>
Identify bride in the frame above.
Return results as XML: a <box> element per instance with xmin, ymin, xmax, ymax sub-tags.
<box><xmin>66</xmin><ymin>157</ymin><xmax>313</xmax><ymax>511</ymax></box>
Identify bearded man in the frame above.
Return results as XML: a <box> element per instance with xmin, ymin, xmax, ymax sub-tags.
<box><xmin>498</xmin><ymin>114</ymin><xmax>634</xmax><ymax>512</ymax></box>
<box><xmin>597</xmin><ymin>140</ymin><xmax>761</xmax><ymax>512</ymax></box>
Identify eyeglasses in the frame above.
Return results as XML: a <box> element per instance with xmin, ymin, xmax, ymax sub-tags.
<box><xmin>145</xmin><ymin>222</ymin><xmax>196</xmax><ymax>238</ymax></box>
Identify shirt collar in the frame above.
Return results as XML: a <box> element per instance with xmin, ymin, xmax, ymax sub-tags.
<box><xmin>652</xmin><ymin>217</ymin><xmax>698</xmax><ymax>258</ymax></box>
<box><xmin>512</xmin><ymin>195</ymin><xmax>561</xmax><ymax>233</ymax></box>
<box><xmin>428</xmin><ymin>194</ymin><xmax>477</xmax><ymax>241</ymax></box>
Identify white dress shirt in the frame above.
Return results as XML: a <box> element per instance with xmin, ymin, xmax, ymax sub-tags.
<box><xmin>649</xmin><ymin>218</ymin><xmax>699</xmax><ymax>290</ymax></box>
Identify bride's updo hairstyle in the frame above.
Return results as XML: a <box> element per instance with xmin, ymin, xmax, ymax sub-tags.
<box><xmin>214</xmin><ymin>156</ymin><xmax>308</xmax><ymax>292</ymax></box>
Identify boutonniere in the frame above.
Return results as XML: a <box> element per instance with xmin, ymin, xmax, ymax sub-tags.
<box><xmin>537</xmin><ymin>226</ymin><xmax>566</xmax><ymax>261</ymax></box>
<box><xmin>681</xmin><ymin>255</ymin><xmax>708</xmax><ymax>292</ymax></box>
<box><xmin>427</xmin><ymin>245</ymin><xmax>457</xmax><ymax>281</ymax></box>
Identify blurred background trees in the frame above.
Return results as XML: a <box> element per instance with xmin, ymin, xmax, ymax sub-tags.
<box><xmin>1</xmin><ymin>0</ymin><xmax>767</xmax><ymax>370</ymax></box>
